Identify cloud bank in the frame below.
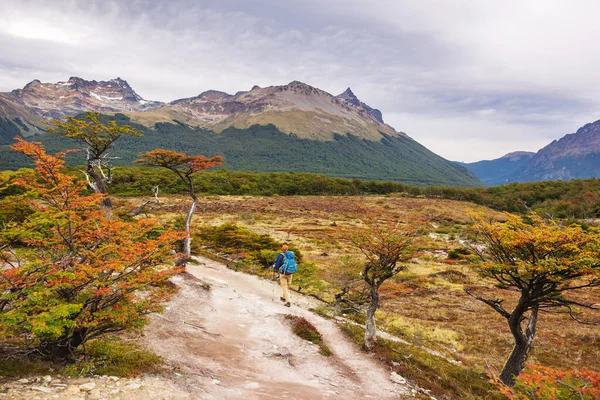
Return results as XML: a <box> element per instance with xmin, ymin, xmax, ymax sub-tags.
<box><xmin>1</xmin><ymin>0</ymin><xmax>598</xmax><ymax>161</ymax></box>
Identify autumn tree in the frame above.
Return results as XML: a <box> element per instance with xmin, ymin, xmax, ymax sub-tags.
<box><xmin>137</xmin><ymin>149</ymin><xmax>223</xmax><ymax>265</ymax></box>
<box><xmin>349</xmin><ymin>209</ymin><xmax>423</xmax><ymax>350</ymax></box>
<box><xmin>49</xmin><ymin>112</ymin><xmax>141</xmax><ymax>210</ymax></box>
<box><xmin>467</xmin><ymin>213</ymin><xmax>600</xmax><ymax>386</ymax></box>
<box><xmin>0</xmin><ymin>138</ymin><xmax>183</xmax><ymax>359</ymax></box>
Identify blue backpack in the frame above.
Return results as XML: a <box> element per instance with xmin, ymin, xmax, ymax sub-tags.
<box><xmin>280</xmin><ymin>251</ymin><xmax>298</xmax><ymax>274</ymax></box>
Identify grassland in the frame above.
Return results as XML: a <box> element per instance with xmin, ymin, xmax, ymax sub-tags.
<box><xmin>113</xmin><ymin>194</ymin><xmax>599</xmax><ymax>398</ymax></box>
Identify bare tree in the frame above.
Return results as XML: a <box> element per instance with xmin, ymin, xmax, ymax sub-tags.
<box><xmin>129</xmin><ymin>185</ymin><xmax>160</xmax><ymax>216</ymax></box>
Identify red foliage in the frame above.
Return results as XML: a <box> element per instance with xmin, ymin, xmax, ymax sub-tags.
<box><xmin>497</xmin><ymin>364</ymin><xmax>600</xmax><ymax>400</ymax></box>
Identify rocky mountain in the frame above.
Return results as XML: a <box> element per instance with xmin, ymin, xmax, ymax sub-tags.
<box><xmin>126</xmin><ymin>81</ymin><xmax>400</xmax><ymax>141</ymax></box>
<box><xmin>335</xmin><ymin>87</ymin><xmax>384</xmax><ymax>124</ymax></box>
<box><xmin>0</xmin><ymin>77</ymin><xmax>481</xmax><ymax>187</ymax></box>
<box><xmin>464</xmin><ymin>120</ymin><xmax>600</xmax><ymax>186</ymax></box>
<box><xmin>0</xmin><ymin>77</ymin><xmax>162</xmax><ymax>120</ymax></box>
<box><xmin>461</xmin><ymin>151</ymin><xmax>534</xmax><ymax>186</ymax></box>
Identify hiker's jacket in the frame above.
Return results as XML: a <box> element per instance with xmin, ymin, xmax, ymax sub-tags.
<box><xmin>273</xmin><ymin>253</ymin><xmax>285</xmax><ymax>271</ymax></box>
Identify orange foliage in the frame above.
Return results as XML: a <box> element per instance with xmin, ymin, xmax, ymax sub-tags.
<box><xmin>0</xmin><ymin>138</ymin><xmax>184</xmax><ymax>358</ymax></box>
<box><xmin>498</xmin><ymin>364</ymin><xmax>600</xmax><ymax>400</ymax></box>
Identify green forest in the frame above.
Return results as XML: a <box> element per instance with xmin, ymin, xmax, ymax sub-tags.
<box><xmin>0</xmin><ymin>114</ymin><xmax>480</xmax><ymax>187</ymax></box>
<box><xmin>2</xmin><ymin>165</ymin><xmax>600</xmax><ymax>220</ymax></box>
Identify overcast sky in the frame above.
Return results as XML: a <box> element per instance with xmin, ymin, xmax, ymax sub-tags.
<box><xmin>1</xmin><ymin>0</ymin><xmax>599</xmax><ymax>162</ymax></box>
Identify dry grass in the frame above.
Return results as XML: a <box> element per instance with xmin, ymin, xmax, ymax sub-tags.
<box><xmin>115</xmin><ymin>195</ymin><xmax>600</xmax><ymax>388</ymax></box>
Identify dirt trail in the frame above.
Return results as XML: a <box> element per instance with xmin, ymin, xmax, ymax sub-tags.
<box><xmin>142</xmin><ymin>256</ymin><xmax>415</xmax><ymax>400</ymax></box>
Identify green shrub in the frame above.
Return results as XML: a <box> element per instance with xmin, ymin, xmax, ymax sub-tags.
<box><xmin>195</xmin><ymin>223</ymin><xmax>302</xmax><ymax>268</ymax></box>
<box><xmin>447</xmin><ymin>247</ymin><xmax>471</xmax><ymax>260</ymax></box>
<box><xmin>284</xmin><ymin>315</ymin><xmax>331</xmax><ymax>357</ymax></box>
<box><xmin>62</xmin><ymin>338</ymin><xmax>163</xmax><ymax>377</ymax></box>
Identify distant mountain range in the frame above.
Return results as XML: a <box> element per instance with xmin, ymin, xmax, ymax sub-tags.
<box><xmin>0</xmin><ymin>77</ymin><xmax>481</xmax><ymax>187</ymax></box>
<box><xmin>463</xmin><ymin>120</ymin><xmax>600</xmax><ymax>186</ymax></box>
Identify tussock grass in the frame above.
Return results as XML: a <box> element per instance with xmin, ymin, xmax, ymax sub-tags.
<box><xmin>339</xmin><ymin>323</ymin><xmax>504</xmax><ymax>400</ymax></box>
<box><xmin>0</xmin><ymin>337</ymin><xmax>163</xmax><ymax>378</ymax></box>
<box><xmin>62</xmin><ymin>337</ymin><xmax>163</xmax><ymax>377</ymax></box>
<box><xmin>384</xmin><ymin>316</ymin><xmax>464</xmax><ymax>352</ymax></box>
<box><xmin>284</xmin><ymin>315</ymin><xmax>332</xmax><ymax>357</ymax></box>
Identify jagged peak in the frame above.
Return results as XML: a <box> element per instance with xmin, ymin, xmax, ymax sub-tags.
<box><xmin>339</xmin><ymin>87</ymin><xmax>357</xmax><ymax>99</ymax></box>
<box><xmin>110</xmin><ymin>77</ymin><xmax>132</xmax><ymax>88</ymax></box>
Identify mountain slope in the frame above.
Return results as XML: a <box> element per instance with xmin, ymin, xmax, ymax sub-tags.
<box><xmin>520</xmin><ymin>120</ymin><xmax>600</xmax><ymax>181</ymax></box>
<box><xmin>464</xmin><ymin>120</ymin><xmax>600</xmax><ymax>185</ymax></box>
<box><xmin>0</xmin><ymin>118</ymin><xmax>480</xmax><ymax>186</ymax></box>
<box><xmin>0</xmin><ymin>78</ymin><xmax>481</xmax><ymax>187</ymax></box>
<box><xmin>461</xmin><ymin>151</ymin><xmax>534</xmax><ymax>186</ymax></box>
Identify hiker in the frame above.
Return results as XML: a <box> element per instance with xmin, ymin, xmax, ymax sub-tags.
<box><xmin>272</xmin><ymin>245</ymin><xmax>288</xmax><ymax>280</ymax></box>
<box><xmin>272</xmin><ymin>245</ymin><xmax>298</xmax><ymax>307</ymax></box>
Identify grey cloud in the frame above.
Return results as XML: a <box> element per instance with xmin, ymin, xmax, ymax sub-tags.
<box><xmin>1</xmin><ymin>0</ymin><xmax>599</xmax><ymax>161</ymax></box>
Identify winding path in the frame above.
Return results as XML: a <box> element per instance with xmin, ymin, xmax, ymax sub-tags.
<box><xmin>142</xmin><ymin>256</ymin><xmax>415</xmax><ymax>399</ymax></box>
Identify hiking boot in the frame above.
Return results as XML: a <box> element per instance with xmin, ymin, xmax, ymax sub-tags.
<box><xmin>280</xmin><ymin>297</ymin><xmax>286</xmax><ymax>302</ymax></box>
<box><xmin>284</xmin><ymin>302</ymin><xmax>291</xmax><ymax>307</ymax></box>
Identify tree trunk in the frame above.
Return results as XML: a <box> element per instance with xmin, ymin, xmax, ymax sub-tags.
<box><xmin>181</xmin><ymin>192</ymin><xmax>198</xmax><ymax>266</ymax></box>
<box><xmin>39</xmin><ymin>328</ymin><xmax>87</xmax><ymax>360</ymax></box>
<box><xmin>500</xmin><ymin>306</ymin><xmax>538</xmax><ymax>386</ymax></box>
<box><xmin>87</xmin><ymin>165</ymin><xmax>112</xmax><ymax>210</ymax></box>
<box><xmin>364</xmin><ymin>285</ymin><xmax>379</xmax><ymax>351</ymax></box>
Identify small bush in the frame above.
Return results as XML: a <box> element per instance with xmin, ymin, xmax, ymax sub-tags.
<box><xmin>284</xmin><ymin>315</ymin><xmax>332</xmax><ymax>357</ymax></box>
<box><xmin>447</xmin><ymin>247</ymin><xmax>471</xmax><ymax>259</ymax></box>
<box><xmin>498</xmin><ymin>364</ymin><xmax>600</xmax><ymax>400</ymax></box>
<box><xmin>62</xmin><ymin>338</ymin><xmax>163</xmax><ymax>377</ymax></box>
<box><xmin>432</xmin><ymin>269</ymin><xmax>470</xmax><ymax>284</ymax></box>
<box><xmin>194</xmin><ymin>224</ymin><xmax>303</xmax><ymax>279</ymax></box>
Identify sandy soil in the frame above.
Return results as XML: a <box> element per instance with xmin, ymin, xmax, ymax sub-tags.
<box><xmin>140</xmin><ymin>256</ymin><xmax>416</xmax><ymax>400</ymax></box>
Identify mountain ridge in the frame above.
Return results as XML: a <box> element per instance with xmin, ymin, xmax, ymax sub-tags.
<box><xmin>463</xmin><ymin>120</ymin><xmax>600</xmax><ymax>185</ymax></box>
<box><xmin>0</xmin><ymin>76</ymin><xmax>481</xmax><ymax>187</ymax></box>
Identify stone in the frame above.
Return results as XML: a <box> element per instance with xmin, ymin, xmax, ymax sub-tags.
<box><xmin>17</xmin><ymin>378</ymin><xmax>29</xmax><ymax>384</ymax></box>
<box><xmin>125</xmin><ymin>383</ymin><xmax>142</xmax><ymax>390</ymax></box>
<box><xmin>243</xmin><ymin>382</ymin><xmax>259</xmax><ymax>389</ymax></box>
<box><xmin>79</xmin><ymin>382</ymin><xmax>96</xmax><ymax>391</ymax></box>
<box><xmin>43</xmin><ymin>375</ymin><xmax>52</xmax><ymax>383</ymax></box>
<box><xmin>109</xmin><ymin>376</ymin><xmax>120</xmax><ymax>381</ymax></box>
<box><xmin>32</xmin><ymin>386</ymin><xmax>53</xmax><ymax>393</ymax></box>
<box><xmin>62</xmin><ymin>386</ymin><xmax>81</xmax><ymax>395</ymax></box>
<box><xmin>390</xmin><ymin>371</ymin><xmax>407</xmax><ymax>385</ymax></box>
<box><xmin>211</xmin><ymin>379</ymin><xmax>221</xmax><ymax>385</ymax></box>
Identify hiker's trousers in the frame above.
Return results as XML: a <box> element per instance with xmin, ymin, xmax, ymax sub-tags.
<box><xmin>280</xmin><ymin>273</ymin><xmax>293</xmax><ymax>303</ymax></box>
